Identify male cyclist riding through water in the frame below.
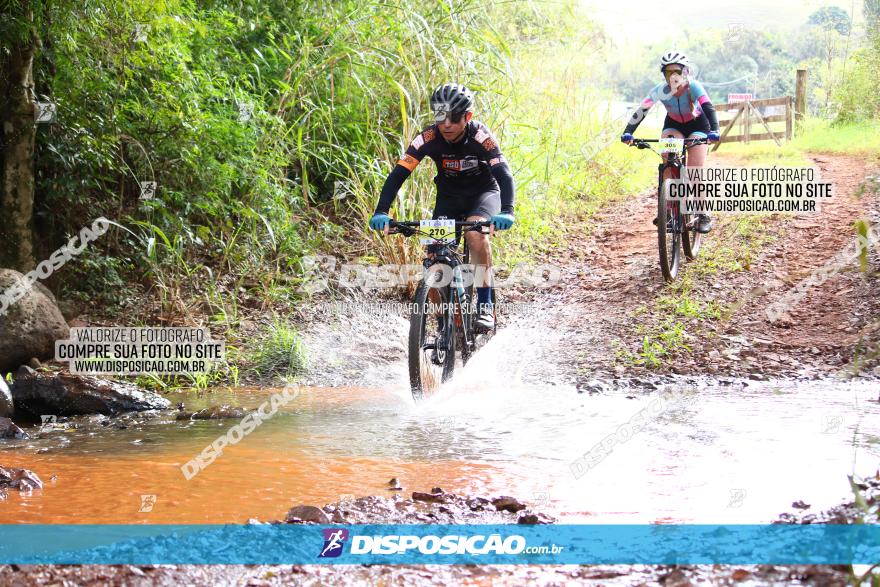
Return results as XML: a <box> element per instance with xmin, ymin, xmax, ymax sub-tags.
<box><xmin>621</xmin><ymin>51</ymin><xmax>720</xmax><ymax>233</ymax></box>
<box><xmin>369</xmin><ymin>83</ymin><xmax>516</xmax><ymax>333</ymax></box>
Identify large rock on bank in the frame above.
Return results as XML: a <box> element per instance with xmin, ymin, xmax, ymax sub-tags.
<box><xmin>0</xmin><ymin>269</ymin><xmax>69</xmax><ymax>374</ymax></box>
<box><xmin>11</xmin><ymin>368</ymin><xmax>170</xmax><ymax>416</ymax></box>
<box><xmin>0</xmin><ymin>417</ymin><xmax>27</xmax><ymax>439</ymax></box>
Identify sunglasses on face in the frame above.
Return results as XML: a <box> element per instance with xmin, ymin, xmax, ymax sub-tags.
<box><xmin>434</xmin><ymin>110</ymin><xmax>465</xmax><ymax>123</ymax></box>
<box><xmin>664</xmin><ymin>68</ymin><xmax>684</xmax><ymax>76</ymax></box>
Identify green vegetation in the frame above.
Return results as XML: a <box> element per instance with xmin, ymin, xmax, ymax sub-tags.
<box><xmin>249</xmin><ymin>318</ymin><xmax>308</xmax><ymax>382</ymax></box>
<box><xmin>715</xmin><ymin>119</ymin><xmax>880</xmax><ymax>165</ymax></box>
<box><xmin>791</xmin><ymin>119</ymin><xmax>880</xmax><ymax>154</ymax></box>
<box><xmin>619</xmin><ymin>317</ymin><xmax>692</xmax><ymax>368</ymax></box>
<box><xmin>2</xmin><ymin>0</ymin><xmax>649</xmax><ymax>387</ymax></box>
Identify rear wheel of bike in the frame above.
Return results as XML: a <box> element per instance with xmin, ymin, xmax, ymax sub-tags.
<box><xmin>657</xmin><ymin>178</ymin><xmax>681</xmax><ymax>282</ymax></box>
<box><xmin>408</xmin><ymin>275</ymin><xmax>456</xmax><ymax>400</ymax></box>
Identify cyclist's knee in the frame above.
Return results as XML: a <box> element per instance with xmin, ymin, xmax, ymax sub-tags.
<box><xmin>465</xmin><ymin>229</ymin><xmax>488</xmax><ymax>248</ymax></box>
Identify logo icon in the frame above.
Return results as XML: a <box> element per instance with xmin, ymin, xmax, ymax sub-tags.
<box><xmin>139</xmin><ymin>181</ymin><xmax>157</xmax><ymax>200</ymax></box>
<box><xmin>822</xmin><ymin>415</ymin><xmax>843</xmax><ymax>434</ymax></box>
<box><xmin>139</xmin><ymin>494</ymin><xmax>157</xmax><ymax>513</ymax></box>
<box><xmin>318</xmin><ymin>528</ymin><xmax>349</xmax><ymax>558</ymax></box>
<box><xmin>39</xmin><ymin>415</ymin><xmax>57</xmax><ymax>432</ymax></box>
<box><xmin>533</xmin><ymin>491</ymin><xmax>550</xmax><ymax>508</ymax></box>
<box><xmin>237</xmin><ymin>101</ymin><xmax>253</xmax><ymax>123</ymax></box>
<box><xmin>728</xmin><ymin>489</ymin><xmax>746</xmax><ymax>508</ymax></box>
<box><xmin>442</xmin><ymin>158</ymin><xmax>478</xmax><ymax>172</ymax></box>
<box><xmin>727</xmin><ymin>22</ymin><xmax>745</xmax><ymax>41</ymax></box>
<box><xmin>34</xmin><ymin>101</ymin><xmax>57</xmax><ymax>124</ymax></box>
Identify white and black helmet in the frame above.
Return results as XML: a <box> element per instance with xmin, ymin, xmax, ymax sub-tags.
<box><xmin>660</xmin><ymin>51</ymin><xmax>691</xmax><ymax>71</ymax></box>
<box><xmin>430</xmin><ymin>83</ymin><xmax>474</xmax><ymax>116</ymax></box>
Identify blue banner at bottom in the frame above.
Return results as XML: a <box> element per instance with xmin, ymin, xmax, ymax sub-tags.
<box><xmin>0</xmin><ymin>524</ymin><xmax>878</xmax><ymax>564</ymax></box>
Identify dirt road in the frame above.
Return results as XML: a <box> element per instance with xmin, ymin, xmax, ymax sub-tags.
<box><xmin>524</xmin><ymin>153</ymin><xmax>880</xmax><ymax>386</ymax></box>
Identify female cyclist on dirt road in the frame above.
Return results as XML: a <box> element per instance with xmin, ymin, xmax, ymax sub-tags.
<box><xmin>621</xmin><ymin>51</ymin><xmax>721</xmax><ymax>233</ymax></box>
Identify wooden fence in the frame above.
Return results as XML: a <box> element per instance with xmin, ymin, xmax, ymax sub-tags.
<box><xmin>713</xmin><ymin>96</ymin><xmax>793</xmax><ymax>152</ymax></box>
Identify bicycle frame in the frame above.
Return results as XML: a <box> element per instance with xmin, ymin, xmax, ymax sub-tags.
<box><xmin>390</xmin><ymin>219</ymin><xmax>492</xmax><ymax>356</ymax></box>
<box><xmin>629</xmin><ymin>137</ymin><xmax>710</xmax><ymax>281</ymax></box>
<box><xmin>632</xmin><ymin>137</ymin><xmax>710</xmax><ymax>232</ymax></box>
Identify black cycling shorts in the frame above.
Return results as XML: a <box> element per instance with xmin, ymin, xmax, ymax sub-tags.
<box><xmin>432</xmin><ymin>190</ymin><xmax>500</xmax><ymax>221</ymax></box>
<box><xmin>662</xmin><ymin>115</ymin><xmax>711</xmax><ymax>138</ymax></box>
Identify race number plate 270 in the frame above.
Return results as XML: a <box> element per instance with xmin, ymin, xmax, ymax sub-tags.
<box><xmin>419</xmin><ymin>218</ymin><xmax>455</xmax><ymax>244</ymax></box>
<box><xmin>658</xmin><ymin>137</ymin><xmax>685</xmax><ymax>154</ymax></box>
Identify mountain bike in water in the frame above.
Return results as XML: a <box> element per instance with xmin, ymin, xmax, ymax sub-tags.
<box><xmin>388</xmin><ymin>218</ymin><xmax>497</xmax><ymax>400</ymax></box>
<box><xmin>628</xmin><ymin>136</ymin><xmax>710</xmax><ymax>282</ymax></box>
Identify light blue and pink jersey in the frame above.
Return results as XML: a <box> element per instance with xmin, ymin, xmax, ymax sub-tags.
<box><xmin>640</xmin><ymin>80</ymin><xmax>712</xmax><ymax>124</ymax></box>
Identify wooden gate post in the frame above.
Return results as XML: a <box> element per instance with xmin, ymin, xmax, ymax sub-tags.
<box><xmin>795</xmin><ymin>69</ymin><xmax>807</xmax><ymax>135</ymax></box>
<box><xmin>744</xmin><ymin>101</ymin><xmax>751</xmax><ymax>144</ymax></box>
<box><xmin>786</xmin><ymin>96</ymin><xmax>793</xmax><ymax>141</ymax></box>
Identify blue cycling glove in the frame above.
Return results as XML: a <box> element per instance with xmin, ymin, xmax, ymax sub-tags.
<box><xmin>621</xmin><ymin>132</ymin><xmax>634</xmax><ymax>144</ymax></box>
<box><xmin>491</xmin><ymin>213</ymin><xmax>515</xmax><ymax>231</ymax></box>
<box><xmin>369</xmin><ymin>213</ymin><xmax>391</xmax><ymax>231</ymax></box>
<box><xmin>707</xmin><ymin>131</ymin><xmax>720</xmax><ymax>143</ymax></box>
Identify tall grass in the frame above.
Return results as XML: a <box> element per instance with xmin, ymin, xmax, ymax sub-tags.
<box><xmin>716</xmin><ymin>118</ymin><xmax>880</xmax><ymax>163</ymax></box>
<box><xmin>249</xmin><ymin>317</ymin><xmax>308</xmax><ymax>382</ymax></box>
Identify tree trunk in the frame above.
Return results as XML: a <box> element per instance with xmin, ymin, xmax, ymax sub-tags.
<box><xmin>0</xmin><ymin>39</ymin><xmax>37</xmax><ymax>271</ymax></box>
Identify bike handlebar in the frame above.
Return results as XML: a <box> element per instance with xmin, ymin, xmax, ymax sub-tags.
<box><xmin>629</xmin><ymin>137</ymin><xmax>709</xmax><ymax>143</ymax></box>
<box><xmin>629</xmin><ymin>137</ymin><xmax>711</xmax><ymax>151</ymax></box>
<box><xmin>388</xmin><ymin>219</ymin><xmax>493</xmax><ymax>238</ymax></box>
<box><xmin>390</xmin><ymin>220</ymin><xmax>491</xmax><ymax>228</ymax></box>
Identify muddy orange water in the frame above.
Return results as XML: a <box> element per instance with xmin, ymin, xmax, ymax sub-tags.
<box><xmin>2</xmin><ymin>345</ymin><xmax>879</xmax><ymax>524</ymax></box>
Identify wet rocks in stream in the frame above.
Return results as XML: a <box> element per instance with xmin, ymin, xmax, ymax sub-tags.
<box><xmin>777</xmin><ymin>474</ymin><xmax>880</xmax><ymax>524</ymax></box>
<box><xmin>491</xmin><ymin>496</ymin><xmax>528</xmax><ymax>513</ymax></box>
<box><xmin>0</xmin><ymin>417</ymin><xmax>28</xmax><ymax>439</ymax></box>
<box><xmin>0</xmin><ymin>465</ymin><xmax>43</xmax><ymax>493</ymax></box>
<box><xmin>10</xmin><ymin>368</ymin><xmax>170</xmax><ymax>416</ymax></box>
<box><xmin>175</xmin><ymin>405</ymin><xmax>248</xmax><ymax>420</ymax></box>
<box><xmin>285</xmin><ymin>505</ymin><xmax>331</xmax><ymax>524</ymax></box>
<box><xmin>279</xmin><ymin>488</ymin><xmax>556</xmax><ymax>525</ymax></box>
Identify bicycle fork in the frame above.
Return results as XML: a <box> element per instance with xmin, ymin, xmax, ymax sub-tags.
<box><xmin>659</xmin><ymin>161</ymin><xmax>685</xmax><ymax>233</ymax></box>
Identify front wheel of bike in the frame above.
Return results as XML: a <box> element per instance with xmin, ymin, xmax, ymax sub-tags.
<box><xmin>657</xmin><ymin>181</ymin><xmax>681</xmax><ymax>282</ymax></box>
<box><xmin>408</xmin><ymin>275</ymin><xmax>456</xmax><ymax>400</ymax></box>
<box><xmin>682</xmin><ymin>217</ymin><xmax>702</xmax><ymax>260</ymax></box>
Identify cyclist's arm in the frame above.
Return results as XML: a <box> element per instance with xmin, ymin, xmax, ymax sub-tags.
<box><xmin>475</xmin><ymin>124</ymin><xmax>515</xmax><ymax>213</ymax></box>
<box><xmin>690</xmin><ymin>81</ymin><xmax>719</xmax><ymax>132</ymax></box>
<box><xmin>374</xmin><ymin>143</ymin><xmax>424</xmax><ymax>215</ymax></box>
<box><xmin>623</xmin><ymin>95</ymin><xmax>655</xmax><ymax>135</ymax></box>
<box><xmin>700</xmin><ymin>102</ymin><xmax>719</xmax><ymax>132</ymax></box>
<box><xmin>491</xmin><ymin>160</ymin><xmax>515</xmax><ymax>214</ymax></box>
<box><xmin>375</xmin><ymin>166</ymin><xmax>412</xmax><ymax>215</ymax></box>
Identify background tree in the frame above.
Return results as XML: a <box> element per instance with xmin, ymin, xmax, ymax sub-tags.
<box><xmin>807</xmin><ymin>6</ymin><xmax>852</xmax><ymax>113</ymax></box>
<box><xmin>0</xmin><ymin>1</ymin><xmax>39</xmax><ymax>270</ymax></box>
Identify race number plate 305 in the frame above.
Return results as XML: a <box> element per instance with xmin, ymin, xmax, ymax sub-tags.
<box><xmin>658</xmin><ymin>137</ymin><xmax>685</xmax><ymax>154</ymax></box>
<box><xmin>419</xmin><ymin>218</ymin><xmax>455</xmax><ymax>244</ymax></box>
